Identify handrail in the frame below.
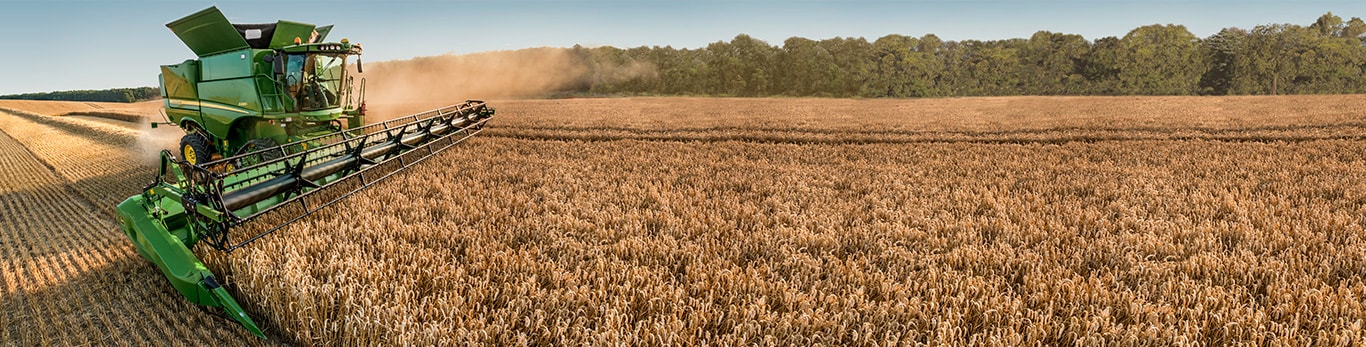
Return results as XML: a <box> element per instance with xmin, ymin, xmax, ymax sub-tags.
<box><xmin>251</xmin><ymin>74</ymin><xmax>291</xmax><ymax>113</ymax></box>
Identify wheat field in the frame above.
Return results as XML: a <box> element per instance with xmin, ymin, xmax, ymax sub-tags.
<box><xmin>3</xmin><ymin>96</ymin><xmax>1365</xmax><ymax>345</ymax></box>
<box><xmin>225</xmin><ymin>96</ymin><xmax>1366</xmax><ymax>345</ymax></box>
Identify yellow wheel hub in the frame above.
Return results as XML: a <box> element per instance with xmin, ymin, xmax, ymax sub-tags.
<box><xmin>183</xmin><ymin>144</ymin><xmax>197</xmax><ymax>164</ymax></box>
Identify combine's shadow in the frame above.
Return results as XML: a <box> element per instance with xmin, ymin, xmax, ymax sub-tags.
<box><xmin>0</xmin><ymin>170</ymin><xmax>292</xmax><ymax>345</ymax></box>
<box><xmin>5</xmin><ymin>248</ymin><xmax>292</xmax><ymax>346</ymax></box>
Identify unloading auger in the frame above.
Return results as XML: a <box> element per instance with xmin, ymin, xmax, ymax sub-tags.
<box><xmin>116</xmin><ymin>7</ymin><xmax>494</xmax><ymax>338</ymax></box>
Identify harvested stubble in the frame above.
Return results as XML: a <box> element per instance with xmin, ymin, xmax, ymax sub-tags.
<box><xmin>209</xmin><ymin>96</ymin><xmax>1366</xmax><ymax>345</ymax></box>
<box><xmin>0</xmin><ymin>108</ymin><xmax>152</xmax><ymax>210</ymax></box>
<box><xmin>62</xmin><ymin>110</ymin><xmax>146</xmax><ymax>123</ymax></box>
<box><xmin>0</xmin><ymin>99</ymin><xmax>161</xmax><ymax>119</ymax></box>
<box><xmin>0</xmin><ymin>109</ymin><xmax>264</xmax><ymax>346</ymax></box>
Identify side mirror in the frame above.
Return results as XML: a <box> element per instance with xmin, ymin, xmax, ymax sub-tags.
<box><xmin>356</xmin><ymin>56</ymin><xmax>363</xmax><ymax>73</ymax></box>
<box><xmin>271</xmin><ymin>53</ymin><xmax>285</xmax><ymax>76</ymax></box>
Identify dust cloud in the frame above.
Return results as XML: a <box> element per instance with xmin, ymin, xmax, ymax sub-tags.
<box><xmin>130</xmin><ymin>47</ymin><xmax>657</xmax><ymax>159</ymax></box>
<box><xmin>356</xmin><ymin>47</ymin><xmax>654</xmax><ymax>120</ymax></box>
<box><xmin>135</xmin><ymin>110</ymin><xmax>185</xmax><ymax>164</ymax></box>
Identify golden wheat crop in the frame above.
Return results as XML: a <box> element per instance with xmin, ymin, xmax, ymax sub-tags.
<box><xmin>481</xmin><ymin>95</ymin><xmax>1366</xmax><ymax>144</ymax></box>
<box><xmin>197</xmin><ymin>96</ymin><xmax>1366</xmax><ymax>345</ymax></box>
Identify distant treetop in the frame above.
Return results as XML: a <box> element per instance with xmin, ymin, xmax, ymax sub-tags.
<box><xmin>569</xmin><ymin>12</ymin><xmax>1366</xmax><ymax>97</ymax></box>
<box><xmin>0</xmin><ymin>87</ymin><xmax>160</xmax><ymax>103</ymax></box>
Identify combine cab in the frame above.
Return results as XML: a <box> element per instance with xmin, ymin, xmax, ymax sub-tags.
<box><xmin>158</xmin><ymin>6</ymin><xmax>367</xmax><ymax>165</ymax></box>
<box><xmin>117</xmin><ymin>7</ymin><xmax>494</xmax><ymax>338</ymax></box>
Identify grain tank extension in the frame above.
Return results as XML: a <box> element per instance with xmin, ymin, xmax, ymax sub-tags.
<box><xmin>116</xmin><ymin>7</ymin><xmax>494</xmax><ymax>338</ymax></box>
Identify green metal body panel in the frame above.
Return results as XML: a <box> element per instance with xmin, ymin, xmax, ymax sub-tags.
<box><xmin>269</xmin><ymin>20</ymin><xmax>317</xmax><ymax>47</ymax></box>
<box><xmin>166</xmin><ymin>7</ymin><xmax>251</xmax><ymax>57</ymax></box>
<box><xmin>158</xmin><ymin>6</ymin><xmax>361</xmax><ymax>157</ymax></box>
<box><xmin>133</xmin><ymin>7</ymin><xmax>378</xmax><ymax>338</ymax></box>
<box><xmin>161</xmin><ymin>62</ymin><xmax>199</xmax><ymax>98</ymax></box>
<box><xmin>233</xmin><ymin>118</ymin><xmax>289</xmax><ymax>148</ymax></box>
<box><xmin>161</xmin><ymin>61</ymin><xmax>202</xmax><ymax>129</ymax></box>
<box><xmin>200</xmin><ymin>49</ymin><xmax>254</xmax><ymax>81</ymax></box>
<box><xmin>116</xmin><ymin>191</ymin><xmax>263</xmax><ymax>338</ymax></box>
<box><xmin>158</xmin><ymin>45</ymin><xmax>360</xmax><ymax>155</ymax></box>
<box><xmin>120</xmin><ymin>99</ymin><xmax>494</xmax><ymax>338</ymax></box>
<box><xmin>197</xmin><ymin>79</ymin><xmax>260</xmax><ymax>137</ymax></box>
<box><xmin>166</xmin><ymin>8</ymin><xmax>323</xmax><ymax>57</ymax></box>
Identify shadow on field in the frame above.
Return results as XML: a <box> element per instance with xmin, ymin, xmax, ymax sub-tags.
<box><xmin>0</xmin><ymin>169</ymin><xmax>287</xmax><ymax>344</ymax></box>
<box><xmin>4</xmin><ymin>249</ymin><xmax>289</xmax><ymax>346</ymax></box>
<box><xmin>0</xmin><ymin>178</ymin><xmax>290</xmax><ymax>345</ymax></box>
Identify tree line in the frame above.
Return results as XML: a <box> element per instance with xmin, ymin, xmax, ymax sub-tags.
<box><xmin>0</xmin><ymin>87</ymin><xmax>160</xmax><ymax>103</ymax></box>
<box><xmin>571</xmin><ymin>12</ymin><xmax>1366</xmax><ymax>97</ymax></box>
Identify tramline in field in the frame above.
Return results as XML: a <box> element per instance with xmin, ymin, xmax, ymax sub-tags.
<box><xmin>115</xmin><ymin>7</ymin><xmax>494</xmax><ymax>338</ymax></box>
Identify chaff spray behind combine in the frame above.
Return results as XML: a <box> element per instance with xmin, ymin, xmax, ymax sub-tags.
<box><xmin>116</xmin><ymin>7</ymin><xmax>495</xmax><ymax>338</ymax></box>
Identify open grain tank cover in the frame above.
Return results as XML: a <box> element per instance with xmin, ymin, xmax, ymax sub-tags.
<box><xmin>167</xmin><ymin>6</ymin><xmax>321</xmax><ymax>57</ymax></box>
<box><xmin>166</xmin><ymin>7</ymin><xmax>251</xmax><ymax>57</ymax></box>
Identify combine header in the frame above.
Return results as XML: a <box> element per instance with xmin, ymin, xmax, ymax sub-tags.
<box><xmin>115</xmin><ymin>7</ymin><xmax>493</xmax><ymax>338</ymax></box>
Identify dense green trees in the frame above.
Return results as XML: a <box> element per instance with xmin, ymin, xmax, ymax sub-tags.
<box><xmin>1113</xmin><ymin>24</ymin><xmax>1205</xmax><ymax>95</ymax></box>
<box><xmin>0</xmin><ymin>87</ymin><xmax>159</xmax><ymax>103</ymax></box>
<box><xmin>573</xmin><ymin>12</ymin><xmax>1366</xmax><ymax>97</ymax></box>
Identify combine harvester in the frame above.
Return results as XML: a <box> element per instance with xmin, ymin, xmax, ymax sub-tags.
<box><xmin>115</xmin><ymin>7</ymin><xmax>493</xmax><ymax>338</ymax></box>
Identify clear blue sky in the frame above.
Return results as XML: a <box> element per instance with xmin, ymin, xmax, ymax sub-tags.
<box><xmin>0</xmin><ymin>0</ymin><xmax>1362</xmax><ymax>95</ymax></box>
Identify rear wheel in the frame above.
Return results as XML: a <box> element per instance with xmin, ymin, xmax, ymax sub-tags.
<box><xmin>179</xmin><ymin>132</ymin><xmax>213</xmax><ymax>165</ymax></box>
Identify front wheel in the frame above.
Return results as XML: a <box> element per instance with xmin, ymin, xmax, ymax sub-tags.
<box><xmin>235</xmin><ymin>138</ymin><xmax>284</xmax><ymax>168</ymax></box>
<box><xmin>179</xmin><ymin>132</ymin><xmax>213</xmax><ymax>166</ymax></box>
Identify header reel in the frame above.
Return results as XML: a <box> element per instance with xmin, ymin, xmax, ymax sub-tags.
<box><xmin>116</xmin><ymin>101</ymin><xmax>494</xmax><ymax>338</ymax></box>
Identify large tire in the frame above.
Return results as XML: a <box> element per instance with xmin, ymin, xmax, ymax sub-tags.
<box><xmin>236</xmin><ymin>138</ymin><xmax>284</xmax><ymax>167</ymax></box>
<box><xmin>179</xmin><ymin>132</ymin><xmax>213</xmax><ymax>165</ymax></box>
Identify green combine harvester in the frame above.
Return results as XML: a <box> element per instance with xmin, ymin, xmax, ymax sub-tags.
<box><xmin>116</xmin><ymin>7</ymin><xmax>493</xmax><ymax>338</ymax></box>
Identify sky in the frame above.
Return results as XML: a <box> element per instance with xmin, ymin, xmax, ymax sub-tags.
<box><xmin>0</xmin><ymin>0</ymin><xmax>1364</xmax><ymax>95</ymax></box>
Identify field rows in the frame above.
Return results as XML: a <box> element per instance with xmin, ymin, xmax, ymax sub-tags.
<box><xmin>0</xmin><ymin>100</ymin><xmax>160</xmax><ymax>119</ymax></box>
<box><xmin>0</xmin><ymin>108</ymin><xmax>156</xmax><ymax>211</ymax></box>
<box><xmin>487</xmin><ymin>123</ymin><xmax>1366</xmax><ymax>145</ymax></box>
<box><xmin>217</xmin><ymin>97</ymin><xmax>1366</xmax><ymax>345</ymax></box>
<box><xmin>0</xmin><ymin>109</ymin><xmax>262</xmax><ymax>346</ymax></box>
<box><xmin>487</xmin><ymin>95</ymin><xmax>1366</xmax><ymax>133</ymax></box>
<box><xmin>482</xmin><ymin>96</ymin><xmax>1366</xmax><ymax>145</ymax></box>
<box><xmin>3</xmin><ymin>96</ymin><xmax>1365</xmax><ymax>345</ymax></box>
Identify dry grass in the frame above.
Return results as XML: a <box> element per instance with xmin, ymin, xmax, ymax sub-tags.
<box><xmin>201</xmin><ymin>96</ymin><xmax>1366</xmax><ymax>345</ymax></box>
